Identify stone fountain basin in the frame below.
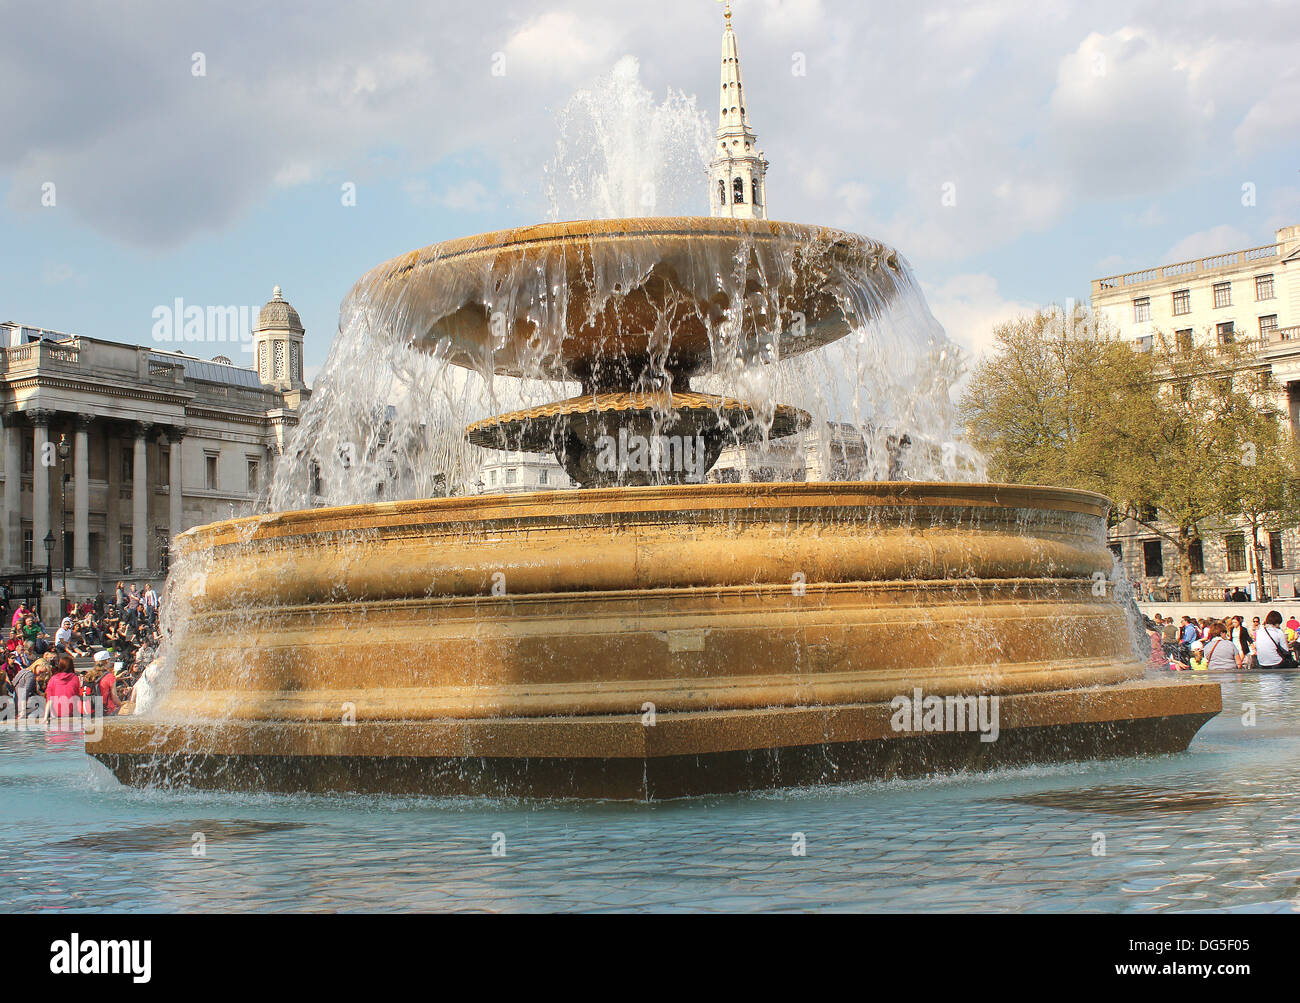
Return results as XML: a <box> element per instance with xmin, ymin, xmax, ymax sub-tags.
<box><xmin>92</xmin><ymin>483</ymin><xmax>1220</xmax><ymax>798</ymax></box>
<box><xmin>349</xmin><ymin>217</ymin><xmax>907</xmax><ymax>383</ymax></box>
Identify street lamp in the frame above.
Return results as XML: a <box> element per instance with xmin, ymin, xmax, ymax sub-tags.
<box><xmin>57</xmin><ymin>433</ymin><xmax>70</xmax><ymax>617</ymax></box>
<box><xmin>42</xmin><ymin>530</ymin><xmax>55</xmax><ymax>597</ymax></box>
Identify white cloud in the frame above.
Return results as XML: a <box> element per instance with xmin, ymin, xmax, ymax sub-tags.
<box><xmin>756</xmin><ymin>0</ymin><xmax>825</xmax><ymax>37</ymax></box>
<box><xmin>1235</xmin><ymin>68</ymin><xmax>1300</xmax><ymax>157</ymax></box>
<box><xmin>1164</xmin><ymin>224</ymin><xmax>1251</xmax><ymax>263</ymax></box>
<box><xmin>404</xmin><ymin>178</ymin><xmax>494</xmax><ymax>212</ymax></box>
<box><xmin>1046</xmin><ymin>27</ymin><xmax>1217</xmax><ymax>197</ymax></box>
<box><xmin>0</xmin><ymin>0</ymin><xmax>1295</xmax><ymax>268</ymax></box>
<box><xmin>923</xmin><ymin>273</ymin><xmax>1039</xmax><ymax>364</ymax></box>
<box><xmin>503</xmin><ymin>11</ymin><xmax>621</xmax><ymax>80</ymax></box>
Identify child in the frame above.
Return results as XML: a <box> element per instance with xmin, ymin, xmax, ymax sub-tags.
<box><xmin>1189</xmin><ymin>641</ymin><xmax>1208</xmax><ymax>672</ymax></box>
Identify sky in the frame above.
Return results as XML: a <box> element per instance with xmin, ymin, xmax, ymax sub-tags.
<box><xmin>1</xmin><ymin>0</ymin><xmax>1297</xmax><ymax>380</ymax></box>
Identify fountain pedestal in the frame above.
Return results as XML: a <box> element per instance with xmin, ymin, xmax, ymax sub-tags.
<box><xmin>92</xmin><ymin>482</ymin><xmax>1220</xmax><ymax>798</ymax></box>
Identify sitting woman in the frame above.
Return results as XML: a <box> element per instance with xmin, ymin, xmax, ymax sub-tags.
<box><xmin>1202</xmin><ymin>622</ymin><xmax>1242</xmax><ymax>672</ymax></box>
<box><xmin>41</xmin><ymin>654</ymin><xmax>83</xmax><ymax>724</ymax></box>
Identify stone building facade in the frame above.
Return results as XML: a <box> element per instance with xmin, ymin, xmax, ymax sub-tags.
<box><xmin>1093</xmin><ymin>225</ymin><xmax>1300</xmax><ymax>599</ymax></box>
<box><xmin>0</xmin><ymin>288</ymin><xmax>309</xmax><ymax>617</ymax></box>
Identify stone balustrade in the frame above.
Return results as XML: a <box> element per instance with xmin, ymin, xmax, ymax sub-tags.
<box><xmin>1094</xmin><ymin>242</ymin><xmax>1283</xmax><ymax>296</ymax></box>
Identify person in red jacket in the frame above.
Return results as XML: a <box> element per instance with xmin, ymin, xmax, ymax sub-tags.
<box><xmin>42</xmin><ymin>654</ymin><xmax>81</xmax><ymax>723</ymax></box>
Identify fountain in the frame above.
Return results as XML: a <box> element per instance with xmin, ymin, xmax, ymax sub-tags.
<box><xmin>90</xmin><ymin>13</ymin><xmax>1220</xmax><ymax>799</ymax></box>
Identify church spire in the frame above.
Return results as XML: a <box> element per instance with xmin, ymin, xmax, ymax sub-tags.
<box><xmin>710</xmin><ymin>2</ymin><xmax>768</xmax><ymax>220</ymax></box>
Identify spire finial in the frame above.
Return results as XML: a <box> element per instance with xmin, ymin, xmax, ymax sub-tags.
<box><xmin>719</xmin><ymin>0</ymin><xmax>732</xmax><ymax>26</ymax></box>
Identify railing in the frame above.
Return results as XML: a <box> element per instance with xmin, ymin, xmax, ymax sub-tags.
<box><xmin>1259</xmin><ymin>325</ymin><xmax>1300</xmax><ymax>347</ymax></box>
<box><xmin>193</xmin><ymin>384</ymin><xmax>273</xmax><ymax>409</ymax></box>
<box><xmin>2</xmin><ymin>339</ymin><xmax>81</xmax><ymax>370</ymax></box>
<box><xmin>1094</xmin><ymin>242</ymin><xmax>1282</xmax><ymax>295</ymax></box>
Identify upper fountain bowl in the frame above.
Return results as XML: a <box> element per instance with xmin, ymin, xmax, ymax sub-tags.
<box><xmin>347</xmin><ymin>217</ymin><xmax>911</xmax><ymax>387</ymax></box>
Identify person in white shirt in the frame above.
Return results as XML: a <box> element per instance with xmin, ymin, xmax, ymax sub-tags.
<box><xmin>1255</xmin><ymin>611</ymin><xmax>1293</xmax><ymax>669</ymax></box>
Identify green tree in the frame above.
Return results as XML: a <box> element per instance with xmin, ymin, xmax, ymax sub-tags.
<box><xmin>962</xmin><ymin>310</ymin><xmax>1279</xmax><ymax>598</ymax></box>
<box><xmin>1214</xmin><ymin>383</ymin><xmax>1300</xmax><ymax>597</ymax></box>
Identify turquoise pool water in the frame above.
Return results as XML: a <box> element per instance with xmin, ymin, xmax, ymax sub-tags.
<box><xmin>2</xmin><ymin>673</ymin><xmax>1298</xmax><ymax>913</ymax></box>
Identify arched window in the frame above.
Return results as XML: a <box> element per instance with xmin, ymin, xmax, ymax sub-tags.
<box><xmin>718</xmin><ymin>179</ymin><xmax>727</xmax><ymax>205</ymax></box>
<box><xmin>733</xmin><ymin>177</ymin><xmax>745</xmax><ymax>204</ymax></box>
<box><xmin>752</xmin><ymin>179</ymin><xmax>762</xmax><ymax>206</ymax></box>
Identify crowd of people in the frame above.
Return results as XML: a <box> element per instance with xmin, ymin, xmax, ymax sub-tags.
<box><xmin>1145</xmin><ymin>610</ymin><xmax>1300</xmax><ymax>672</ymax></box>
<box><xmin>0</xmin><ymin>581</ymin><xmax>164</xmax><ymax>723</ymax></box>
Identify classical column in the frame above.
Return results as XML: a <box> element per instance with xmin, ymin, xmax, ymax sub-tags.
<box><xmin>132</xmin><ymin>422</ymin><xmax>150</xmax><ymax>574</ymax></box>
<box><xmin>29</xmin><ymin>410</ymin><xmax>52</xmax><ymax>564</ymax></box>
<box><xmin>73</xmin><ymin>414</ymin><xmax>92</xmax><ymax>569</ymax></box>
<box><xmin>168</xmin><ymin>426</ymin><xmax>185</xmax><ymax>545</ymax></box>
<box><xmin>2</xmin><ymin>413</ymin><xmax>19</xmax><ymax>570</ymax></box>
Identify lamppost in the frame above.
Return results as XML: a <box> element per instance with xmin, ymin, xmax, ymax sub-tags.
<box><xmin>57</xmin><ymin>433</ymin><xmax>70</xmax><ymax>617</ymax></box>
<box><xmin>42</xmin><ymin>530</ymin><xmax>54</xmax><ymax>597</ymax></box>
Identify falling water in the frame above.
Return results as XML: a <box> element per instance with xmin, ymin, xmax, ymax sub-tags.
<box><xmin>544</xmin><ymin>55</ymin><xmax>714</xmax><ymax>220</ymax></box>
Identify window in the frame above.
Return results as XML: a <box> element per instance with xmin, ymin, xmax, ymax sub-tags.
<box><xmin>505</xmin><ymin>468</ymin><xmax>517</xmax><ymax>485</ymax></box>
<box><xmin>1188</xmin><ymin>539</ymin><xmax>1204</xmax><ymax>576</ymax></box>
<box><xmin>1172</xmin><ymin>289</ymin><xmax>1190</xmax><ymax>315</ymax></box>
<box><xmin>717</xmin><ymin>180</ymin><xmax>726</xmax><ymax>206</ymax></box>
<box><xmin>22</xmin><ymin>528</ymin><xmax>32</xmax><ymax>572</ymax></box>
<box><xmin>1134</xmin><ymin>335</ymin><xmax>1153</xmax><ymax>352</ymax></box>
<box><xmin>1176</xmin><ymin>329</ymin><xmax>1193</xmax><ymax>353</ymax></box>
<box><xmin>120</xmin><ymin>531</ymin><xmax>133</xmax><ymax>574</ymax></box>
<box><xmin>22</xmin><ymin>440</ymin><xmax>32</xmax><ymax>474</ymax></box>
<box><xmin>539</xmin><ymin>469</ymin><xmax>548</xmax><ymax>485</ymax></box>
<box><xmin>1215</xmin><ymin>375</ymin><xmax>1233</xmax><ymax>397</ymax></box>
<box><xmin>1217</xmin><ymin>321</ymin><xmax>1235</xmax><ymax>344</ymax></box>
<box><xmin>1143</xmin><ymin>539</ymin><xmax>1163</xmax><ymax>578</ymax></box>
<box><xmin>158</xmin><ymin>449</ymin><xmax>169</xmax><ymax>487</ymax></box>
<box><xmin>1260</xmin><ymin>315</ymin><xmax>1279</xmax><ymax>340</ymax></box>
<box><xmin>291</xmin><ymin>343</ymin><xmax>300</xmax><ymax>382</ymax></box>
<box><xmin>488</xmin><ymin>469</ymin><xmax>497</xmax><ymax>486</ymax></box>
<box><xmin>247</xmin><ymin>459</ymin><xmax>260</xmax><ymax>493</ymax></box>
<box><xmin>1108</xmin><ymin>543</ymin><xmax>1122</xmax><ymax>562</ymax></box>
<box><xmin>1270</xmin><ymin>531</ymin><xmax>1285</xmax><ymax>570</ymax></box>
<box><xmin>274</xmin><ymin>341</ymin><xmax>286</xmax><ymax>379</ymax></box>
<box><xmin>309</xmin><ymin>461</ymin><xmax>322</xmax><ymax>497</ymax></box>
<box><xmin>1133</xmin><ymin>297</ymin><xmax>1151</xmax><ymax>323</ymax></box>
<box><xmin>752</xmin><ymin>179</ymin><xmax>762</xmax><ymax>206</ymax></box>
<box><xmin>1256</xmin><ymin>274</ymin><xmax>1275</xmax><ymax>301</ymax></box>
<box><xmin>1257</xmin><ymin>367</ymin><xmax>1273</xmax><ymax>391</ymax></box>
<box><xmin>205</xmin><ymin>454</ymin><xmax>218</xmax><ymax>490</ymax></box>
<box><xmin>733</xmin><ymin>177</ymin><xmax>745</xmax><ymax>204</ymax></box>
<box><xmin>1213</xmin><ymin>281</ymin><xmax>1232</xmax><ymax>308</ymax></box>
<box><xmin>1225</xmin><ymin>534</ymin><xmax>1247</xmax><ymax>573</ymax></box>
<box><xmin>121</xmin><ymin>447</ymin><xmax>133</xmax><ymax>483</ymax></box>
<box><xmin>258</xmin><ymin>343</ymin><xmax>267</xmax><ymax>380</ymax></box>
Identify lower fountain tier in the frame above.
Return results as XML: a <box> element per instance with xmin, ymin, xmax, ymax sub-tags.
<box><xmin>465</xmin><ymin>390</ymin><xmax>810</xmax><ymax>486</ymax></box>
<box><xmin>91</xmin><ymin>482</ymin><xmax>1221</xmax><ymax>798</ymax></box>
<box><xmin>93</xmin><ymin>680</ymin><xmax>1221</xmax><ymax>799</ymax></box>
